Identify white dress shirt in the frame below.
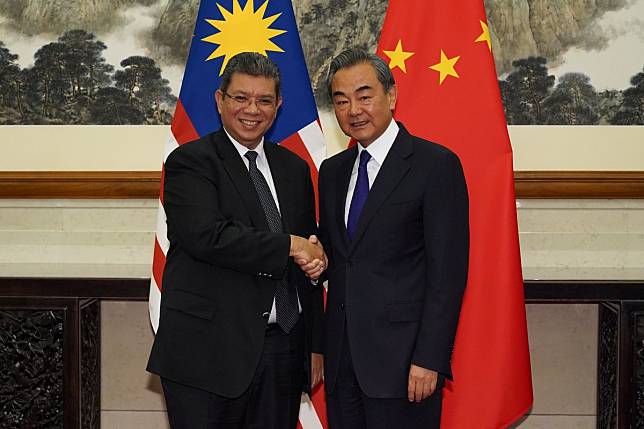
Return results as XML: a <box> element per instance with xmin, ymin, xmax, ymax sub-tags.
<box><xmin>225</xmin><ymin>129</ymin><xmax>301</xmax><ymax>323</ymax></box>
<box><xmin>345</xmin><ymin>120</ymin><xmax>399</xmax><ymax>225</ymax></box>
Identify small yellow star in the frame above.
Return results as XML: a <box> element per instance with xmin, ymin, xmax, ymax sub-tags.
<box><xmin>383</xmin><ymin>39</ymin><xmax>415</xmax><ymax>73</ymax></box>
<box><xmin>475</xmin><ymin>20</ymin><xmax>492</xmax><ymax>51</ymax></box>
<box><xmin>429</xmin><ymin>50</ymin><xmax>460</xmax><ymax>85</ymax></box>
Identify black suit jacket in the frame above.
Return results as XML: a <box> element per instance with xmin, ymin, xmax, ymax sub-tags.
<box><xmin>318</xmin><ymin>123</ymin><xmax>469</xmax><ymax>398</ymax></box>
<box><xmin>147</xmin><ymin>129</ymin><xmax>324</xmax><ymax>398</ymax></box>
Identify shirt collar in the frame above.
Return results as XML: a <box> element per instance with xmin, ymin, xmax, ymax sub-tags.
<box><xmin>224</xmin><ymin>128</ymin><xmax>266</xmax><ymax>162</ymax></box>
<box><xmin>357</xmin><ymin>119</ymin><xmax>399</xmax><ymax>166</ymax></box>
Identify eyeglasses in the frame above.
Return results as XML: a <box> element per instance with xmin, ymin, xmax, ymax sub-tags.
<box><xmin>222</xmin><ymin>91</ymin><xmax>277</xmax><ymax>108</ymax></box>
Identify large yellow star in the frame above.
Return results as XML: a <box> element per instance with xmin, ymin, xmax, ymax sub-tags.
<box><xmin>429</xmin><ymin>50</ymin><xmax>460</xmax><ymax>85</ymax></box>
<box><xmin>382</xmin><ymin>39</ymin><xmax>415</xmax><ymax>73</ymax></box>
<box><xmin>475</xmin><ymin>20</ymin><xmax>491</xmax><ymax>51</ymax></box>
<box><xmin>201</xmin><ymin>0</ymin><xmax>286</xmax><ymax>75</ymax></box>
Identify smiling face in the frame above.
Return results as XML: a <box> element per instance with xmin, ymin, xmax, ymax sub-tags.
<box><xmin>330</xmin><ymin>62</ymin><xmax>397</xmax><ymax>147</ymax></box>
<box><xmin>215</xmin><ymin>72</ymin><xmax>282</xmax><ymax>149</ymax></box>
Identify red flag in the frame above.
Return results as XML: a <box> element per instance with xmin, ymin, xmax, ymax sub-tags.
<box><xmin>377</xmin><ymin>0</ymin><xmax>533</xmax><ymax>427</ymax></box>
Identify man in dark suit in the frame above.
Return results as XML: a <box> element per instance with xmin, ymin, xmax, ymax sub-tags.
<box><xmin>147</xmin><ymin>52</ymin><xmax>326</xmax><ymax>429</ymax></box>
<box><xmin>317</xmin><ymin>48</ymin><xmax>469</xmax><ymax>428</ymax></box>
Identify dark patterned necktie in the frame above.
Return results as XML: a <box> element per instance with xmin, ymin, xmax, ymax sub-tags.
<box><xmin>245</xmin><ymin>150</ymin><xmax>298</xmax><ymax>333</ymax></box>
<box><xmin>347</xmin><ymin>149</ymin><xmax>371</xmax><ymax>240</ymax></box>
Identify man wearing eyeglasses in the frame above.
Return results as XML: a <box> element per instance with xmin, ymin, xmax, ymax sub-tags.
<box><xmin>147</xmin><ymin>52</ymin><xmax>325</xmax><ymax>429</ymax></box>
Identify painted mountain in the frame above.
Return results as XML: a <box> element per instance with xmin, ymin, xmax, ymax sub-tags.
<box><xmin>0</xmin><ymin>0</ymin><xmax>642</xmax><ymax>124</ymax></box>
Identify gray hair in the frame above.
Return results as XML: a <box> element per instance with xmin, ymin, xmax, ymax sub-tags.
<box><xmin>327</xmin><ymin>48</ymin><xmax>395</xmax><ymax>99</ymax></box>
<box><xmin>220</xmin><ymin>52</ymin><xmax>281</xmax><ymax>98</ymax></box>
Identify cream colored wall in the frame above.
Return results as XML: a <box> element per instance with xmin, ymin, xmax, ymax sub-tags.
<box><xmin>319</xmin><ymin>111</ymin><xmax>644</xmax><ymax>170</ymax></box>
<box><xmin>1</xmin><ymin>121</ymin><xmax>643</xmax><ymax>171</ymax></box>
<box><xmin>0</xmin><ymin>126</ymin><xmax>168</xmax><ymax>171</ymax></box>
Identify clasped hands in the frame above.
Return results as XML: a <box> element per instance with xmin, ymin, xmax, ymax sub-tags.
<box><xmin>289</xmin><ymin>234</ymin><xmax>327</xmax><ymax>280</ymax></box>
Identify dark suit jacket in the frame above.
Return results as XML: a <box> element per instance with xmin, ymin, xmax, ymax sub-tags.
<box><xmin>147</xmin><ymin>129</ymin><xmax>324</xmax><ymax>398</ymax></box>
<box><xmin>318</xmin><ymin>123</ymin><xmax>469</xmax><ymax>398</ymax></box>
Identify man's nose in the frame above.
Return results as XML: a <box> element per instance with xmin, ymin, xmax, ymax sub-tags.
<box><xmin>349</xmin><ymin>100</ymin><xmax>361</xmax><ymax>116</ymax></box>
<box><xmin>244</xmin><ymin>99</ymin><xmax>261</xmax><ymax>113</ymax></box>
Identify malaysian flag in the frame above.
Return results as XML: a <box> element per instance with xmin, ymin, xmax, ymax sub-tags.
<box><xmin>148</xmin><ymin>0</ymin><xmax>327</xmax><ymax>427</ymax></box>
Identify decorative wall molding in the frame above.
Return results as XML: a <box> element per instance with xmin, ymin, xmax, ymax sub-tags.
<box><xmin>0</xmin><ymin>171</ymin><xmax>643</xmax><ymax>199</ymax></box>
<box><xmin>0</xmin><ymin>307</ymin><xmax>65</xmax><ymax>428</ymax></box>
<box><xmin>0</xmin><ymin>171</ymin><xmax>161</xmax><ymax>199</ymax></box>
<box><xmin>598</xmin><ymin>303</ymin><xmax>618</xmax><ymax>429</ymax></box>
<box><xmin>514</xmin><ymin>171</ymin><xmax>644</xmax><ymax>199</ymax></box>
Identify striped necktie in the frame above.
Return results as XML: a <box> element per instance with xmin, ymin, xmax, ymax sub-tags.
<box><xmin>245</xmin><ymin>150</ymin><xmax>298</xmax><ymax>333</ymax></box>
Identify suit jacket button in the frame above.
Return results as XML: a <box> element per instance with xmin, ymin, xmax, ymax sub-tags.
<box><xmin>262</xmin><ymin>312</ymin><xmax>270</xmax><ymax>319</ymax></box>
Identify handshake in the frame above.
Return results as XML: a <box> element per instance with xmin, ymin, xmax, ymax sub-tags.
<box><xmin>289</xmin><ymin>235</ymin><xmax>328</xmax><ymax>280</ymax></box>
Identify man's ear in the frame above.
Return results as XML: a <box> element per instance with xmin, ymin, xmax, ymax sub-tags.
<box><xmin>387</xmin><ymin>84</ymin><xmax>398</xmax><ymax>111</ymax></box>
<box><xmin>215</xmin><ymin>89</ymin><xmax>223</xmax><ymax>114</ymax></box>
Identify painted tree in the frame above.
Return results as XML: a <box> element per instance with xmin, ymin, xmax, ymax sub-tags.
<box><xmin>89</xmin><ymin>87</ymin><xmax>145</xmax><ymax>124</ymax></box>
<box><xmin>499</xmin><ymin>79</ymin><xmax>522</xmax><ymax>124</ymax></box>
<box><xmin>0</xmin><ymin>41</ymin><xmax>24</xmax><ymax>123</ymax></box>
<box><xmin>114</xmin><ymin>56</ymin><xmax>176</xmax><ymax>124</ymax></box>
<box><xmin>611</xmin><ymin>66</ymin><xmax>644</xmax><ymax>125</ymax></box>
<box><xmin>543</xmin><ymin>73</ymin><xmax>599</xmax><ymax>125</ymax></box>
<box><xmin>28</xmin><ymin>42</ymin><xmax>68</xmax><ymax>119</ymax></box>
<box><xmin>58</xmin><ymin>30</ymin><xmax>113</xmax><ymax>98</ymax></box>
<box><xmin>502</xmin><ymin>57</ymin><xmax>555</xmax><ymax>124</ymax></box>
<box><xmin>597</xmin><ymin>90</ymin><xmax>623</xmax><ymax>125</ymax></box>
<box><xmin>22</xmin><ymin>30</ymin><xmax>114</xmax><ymax>123</ymax></box>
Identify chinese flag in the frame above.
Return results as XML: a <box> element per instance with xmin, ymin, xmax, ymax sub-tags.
<box><xmin>377</xmin><ymin>0</ymin><xmax>533</xmax><ymax>427</ymax></box>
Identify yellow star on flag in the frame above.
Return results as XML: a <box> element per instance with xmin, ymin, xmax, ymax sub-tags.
<box><xmin>383</xmin><ymin>39</ymin><xmax>415</xmax><ymax>73</ymax></box>
<box><xmin>475</xmin><ymin>20</ymin><xmax>492</xmax><ymax>51</ymax></box>
<box><xmin>201</xmin><ymin>0</ymin><xmax>286</xmax><ymax>75</ymax></box>
<box><xmin>429</xmin><ymin>50</ymin><xmax>460</xmax><ymax>85</ymax></box>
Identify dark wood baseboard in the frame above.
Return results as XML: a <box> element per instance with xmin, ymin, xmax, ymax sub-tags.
<box><xmin>0</xmin><ymin>277</ymin><xmax>150</xmax><ymax>299</ymax></box>
<box><xmin>2</xmin><ymin>277</ymin><xmax>643</xmax><ymax>301</ymax></box>
<box><xmin>0</xmin><ymin>171</ymin><xmax>643</xmax><ymax>199</ymax></box>
<box><xmin>524</xmin><ymin>280</ymin><xmax>644</xmax><ymax>301</ymax></box>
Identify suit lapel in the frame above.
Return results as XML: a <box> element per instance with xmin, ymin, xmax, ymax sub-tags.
<box><xmin>336</xmin><ymin>146</ymin><xmax>357</xmax><ymax>252</ymax></box>
<box><xmin>264</xmin><ymin>142</ymin><xmax>294</xmax><ymax>233</ymax></box>
<box><xmin>211</xmin><ymin>131</ymin><xmax>270</xmax><ymax>231</ymax></box>
<box><xmin>350</xmin><ymin>127</ymin><xmax>413</xmax><ymax>250</ymax></box>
